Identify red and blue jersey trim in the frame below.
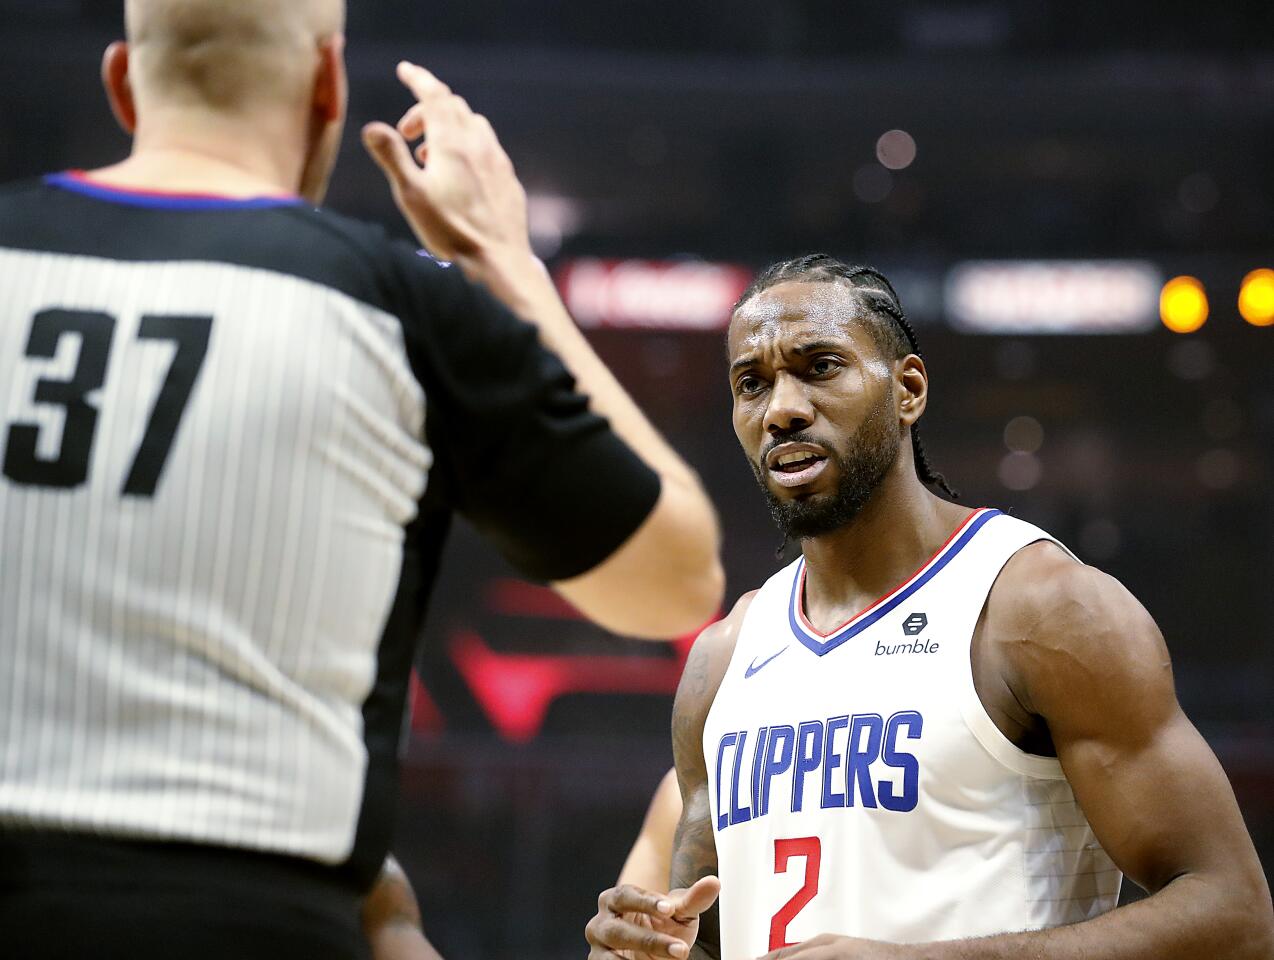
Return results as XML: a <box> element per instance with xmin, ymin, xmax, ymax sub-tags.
<box><xmin>786</xmin><ymin>507</ymin><xmax>1001</xmax><ymax>656</ymax></box>
<box><xmin>45</xmin><ymin>171</ymin><xmax>304</xmax><ymax>211</ymax></box>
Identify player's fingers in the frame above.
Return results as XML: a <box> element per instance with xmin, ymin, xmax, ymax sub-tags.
<box><xmin>587</xmin><ymin>943</ymin><xmax>661</xmax><ymax>960</ymax></box>
<box><xmin>755</xmin><ymin>948</ymin><xmax>800</xmax><ymax>960</ymax></box>
<box><xmin>396</xmin><ymin>61</ymin><xmax>451</xmax><ymax>103</ymax></box>
<box><xmin>756</xmin><ymin>934</ymin><xmax>839</xmax><ymax>959</ymax></box>
<box><xmin>671</xmin><ymin>875</ymin><xmax>721</xmax><ymax>920</ymax></box>
<box><xmin>603</xmin><ymin>884</ymin><xmax>676</xmax><ymax>918</ymax></box>
<box><xmin>586</xmin><ymin>915</ymin><xmax>689</xmax><ymax>959</ymax></box>
<box><xmin>361</xmin><ymin>122</ymin><xmax>419</xmax><ymax>191</ymax></box>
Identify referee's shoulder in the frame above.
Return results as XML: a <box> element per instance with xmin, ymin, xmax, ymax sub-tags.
<box><xmin>0</xmin><ymin>175</ymin><xmax>60</xmax><ymax>210</ymax></box>
<box><xmin>276</xmin><ymin>203</ymin><xmax>459</xmax><ymax>314</ymax></box>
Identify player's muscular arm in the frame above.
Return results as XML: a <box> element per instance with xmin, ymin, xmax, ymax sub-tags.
<box><xmin>669</xmin><ymin>603</ymin><xmax>741</xmax><ymax>960</ymax></box>
<box><xmin>587</xmin><ymin>595</ymin><xmax>753</xmax><ymax>960</ymax></box>
<box><xmin>763</xmin><ymin>548</ymin><xmax>1274</xmax><ymax>960</ymax></box>
<box><xmin>974</xmin><ymin>550</ymin><xmax>1274</xmax><ymax>959</ymax></box>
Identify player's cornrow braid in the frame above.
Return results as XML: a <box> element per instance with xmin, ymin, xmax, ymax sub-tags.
<box><xmin>843</xmin><ymin>268</ymin><xmax>959</xmax><ymax>500</ymax></box>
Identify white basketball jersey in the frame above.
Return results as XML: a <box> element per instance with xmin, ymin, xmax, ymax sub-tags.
<box><xmin>703</xmin><ymin>508</ymin><xmax>1121</xmax><ymax>956</ymax></box>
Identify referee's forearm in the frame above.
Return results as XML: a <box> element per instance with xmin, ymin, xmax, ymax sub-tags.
<box><xmin>458</xmin><ymin>245</ymin><xmax>702</xmax><ymax>488</ymax></box>
<box><xmin>459</xmin><ymin>243</ymin><xmax>724</xmax><ymax>632</ymax></box>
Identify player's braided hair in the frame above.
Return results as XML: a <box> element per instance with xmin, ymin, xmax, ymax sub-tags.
<box><xmin>735</xmin><ymin>254</ymin><xmax>957</xmax><ymax>499</ymax></box>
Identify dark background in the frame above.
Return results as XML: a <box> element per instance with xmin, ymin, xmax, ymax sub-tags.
<box><xmin>1</xmin><ymin>3</ymin><xmax>1271</xmax><ymax>958</ymax></box>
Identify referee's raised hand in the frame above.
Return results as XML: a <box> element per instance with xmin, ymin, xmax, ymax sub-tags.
<box><xmin>362</xmin><ymin>62</ymin><xmax>724</xmax><ymax>643</ymax></box>
<box><xmin>363</xmin><ymin>62</ymin><xmax>529</xmax><ymax>266</ymax></box>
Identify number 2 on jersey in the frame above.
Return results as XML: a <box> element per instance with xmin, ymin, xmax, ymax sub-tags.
<box><xmin>3</xmin><ymin>308</ymin><xmax>212</xmax><ymax>497</ymax></box>
<box><xmin>769</xmin><ymin>836</ymin><xmax>821</xmax><ymax>951</ymax></box>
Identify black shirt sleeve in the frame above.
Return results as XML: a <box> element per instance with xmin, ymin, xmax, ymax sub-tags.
<box><xmin>385</xmin><ymin>247</ymin><xmax>661</xmax><ymax>582</ymax></box>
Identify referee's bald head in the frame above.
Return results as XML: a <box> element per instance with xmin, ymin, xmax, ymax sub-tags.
<box><xmin>102</xmin><ymin>1</ymin><xmax>348</xmax><ymax>203</ymax></box>
<box><xmin>124</xmin><ymin>0</ymin><xmax>345</xmax><ymax>112</ymax></box>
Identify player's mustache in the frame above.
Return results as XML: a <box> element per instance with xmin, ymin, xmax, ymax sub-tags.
<box><xmin>758</xmin><ymin>431</ymin><xmax>836</xmax><ymax>466</ymax></box>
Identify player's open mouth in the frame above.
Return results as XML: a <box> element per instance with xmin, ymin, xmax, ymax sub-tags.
<box><xmin>765</xmin><ymin>443</ymin><xmax>830</xmax><ymax>488</ymax></box>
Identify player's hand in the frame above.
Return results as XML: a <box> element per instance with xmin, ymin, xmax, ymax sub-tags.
<box><xmin>586</xmin><ymin>876</ymin><xmax>721</xmax><ymax>960</ymax></box>
<box><xmin>756</xmin><ymin>933</ymin><xmax>911</xmax><ymax>959</ymax></box>
<box><xmin>362</xmin><ymin>61</ymin><xmax>530</xmax><ymax>265</ymax></box>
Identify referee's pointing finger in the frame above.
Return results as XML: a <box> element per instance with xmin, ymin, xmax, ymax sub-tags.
<box><xmin>396</xmin><ymin>61</ymin><xmax>450</xmax><ymax>101</ymax></box>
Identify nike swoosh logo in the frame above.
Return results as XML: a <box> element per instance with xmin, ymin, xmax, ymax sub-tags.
<box><xmin>744</xmin><ymin>645</ymin><xmax>789</xmax><ymax>678</ymax></box>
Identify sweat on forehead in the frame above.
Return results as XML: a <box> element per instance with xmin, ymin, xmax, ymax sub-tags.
<box><xmin>731</xmin><ymin>277</ymin><xmax>913</xmax><ymax>364</ymax></box>
<box><xmin>728</xmin><ymin>280</ymin><xmax>880</xmax><ymax>354</ymax></box>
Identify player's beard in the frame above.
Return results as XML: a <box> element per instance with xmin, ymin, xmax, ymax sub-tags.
<box><xmin>751</xmin><ymin>394</ymin><xmax>900</xmax><ymax>541</ymax></box>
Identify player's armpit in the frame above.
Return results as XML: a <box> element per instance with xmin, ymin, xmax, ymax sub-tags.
<box><xmin>983</xmin><ymin>549</ymin><xmax>1274</xmax><ymax>959</ymax></box>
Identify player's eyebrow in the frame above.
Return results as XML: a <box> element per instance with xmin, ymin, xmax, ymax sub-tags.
<box><xmin>730</xmin><ymin>339</ymin><xmax>847</xmax><ymax>375</ymax></box>
<box><xmin>789</xmin><ymin>339</ymin><xmax>846</xmax><ymax>357</ymax></box>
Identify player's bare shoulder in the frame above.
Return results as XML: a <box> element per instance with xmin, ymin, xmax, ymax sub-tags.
<box><xmin>672</xmin><ymin>591</ymin><xmax>757</xmax><ymax>771</ymax></box>
<box><xmin>674</xmin><ymin>591</ymin><xmax>756</xmax><ymax>719</ymax></box>
<box><xmin>983</xmin><ymin>539</ymin><xmax>1174</xmax><ymax>724</ymax></box>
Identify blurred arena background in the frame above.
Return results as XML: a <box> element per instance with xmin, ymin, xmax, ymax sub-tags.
<box><xmin>2</xmin><ymin>2</ymin><xmax>1271</xmax><ymax>957</ymax></box>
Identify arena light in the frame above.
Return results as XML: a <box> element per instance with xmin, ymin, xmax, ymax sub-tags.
<box><xmin>945</xmin><ymin>260</ymin><xmax>1162</xmax><ymax>334</ymax></box>
<box><xmin>526</xmin><ymin>193</ymin><xmax>583</xmax><ymax>258</ymax></box>
<box><xmin>876</xmin><ymin>129</ymin><xmax>917</xmax><ymax>171</ymax></box>
<box><xmin>1160</xmin><ymin>276</ymin><xmax>1208</xmax><ymax>334</ymax></box>
<box><xmin>554</xmin><ymin>258</ymin><xmax>754</xmax><ymax>330</ymax></box>
<box><xmin>1238</xmin><ymin>269</ymin><xmax>1274</xmax><ymax>327</ymax></box>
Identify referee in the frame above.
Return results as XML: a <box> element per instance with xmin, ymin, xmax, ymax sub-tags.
<box><xmin>0</xmin><ymin>1</ymin><xmax>723</xmax><ymax>957</ymax></box>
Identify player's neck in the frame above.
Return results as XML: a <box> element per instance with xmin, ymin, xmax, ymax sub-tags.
<box><xmin>798</xmin><ymin>474</ymin><xmax>969</xmax><ymax>632</ymax></box>
<box><xmin>88</xmin><ymin>111</ymin><xmax>306</xmax><ymax>199</ymax></box>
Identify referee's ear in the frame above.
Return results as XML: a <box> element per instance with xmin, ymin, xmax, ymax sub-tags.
<box><xmin>101</xmin><ymin>41</ymin><xmax>137</xmax><ymax>135</ymax></box>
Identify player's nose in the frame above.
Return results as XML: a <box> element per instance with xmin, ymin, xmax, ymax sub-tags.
<box><xmin>764</xmin><ymin>372</ymin><xmax>814</xmax><ymax>436</ymax></box>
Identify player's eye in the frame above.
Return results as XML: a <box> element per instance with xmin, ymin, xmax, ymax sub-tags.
<box><xmin>808</xmin><ymin>357</ymin><xmax>841</xmax><ymax>376</ymax></box>
<box><xmin>736</xmin><ymin>374</ymin><xmax>765</xmax><ymax>396</ymax></box>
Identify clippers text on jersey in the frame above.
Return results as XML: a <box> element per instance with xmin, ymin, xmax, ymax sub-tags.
<box><xmin>714</xmin><ymin>709</ymin><xmax>923</xmax><ymax>828</ymax></box>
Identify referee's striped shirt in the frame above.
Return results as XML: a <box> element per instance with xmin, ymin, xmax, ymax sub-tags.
<box><xmin>0</xmin><ymin>173</ymin><xmax>659</xmax><ymax>888</ymax></box>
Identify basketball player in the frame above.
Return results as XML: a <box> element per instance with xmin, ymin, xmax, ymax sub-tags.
<box><xmin>586</xmin><ymin>256</ymin><xmax>1274</xmax><ymax>959</ymax></box>
<box><xmin>0</xmin><ymin>1</ymin><xmax>723</xmax><ymax>955</ymax></box>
